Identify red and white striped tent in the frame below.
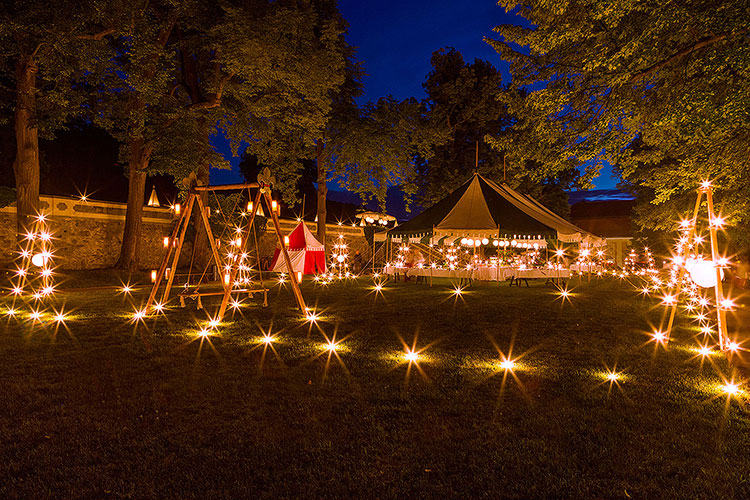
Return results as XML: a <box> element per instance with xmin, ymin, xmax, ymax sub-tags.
<box><xmin>269</xmin><ymin>222</ymin><xmax>327</xmax><ymax>275</ymax></box>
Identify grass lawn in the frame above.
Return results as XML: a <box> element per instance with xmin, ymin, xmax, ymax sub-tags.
<box><xmin>1</xmin><ymin>272</ymin><xmax>749</xmax><ymax>499</ymax></box>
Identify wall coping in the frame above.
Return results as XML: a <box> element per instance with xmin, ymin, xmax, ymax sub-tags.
<box><xmin>1</xmin><ymin>195</ymin><xmax>365</xmax><ymax>236</ymax></box>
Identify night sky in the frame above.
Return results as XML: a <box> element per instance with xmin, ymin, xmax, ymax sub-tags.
<box><xmin>210</xmin><ymin>0</ymin><xmax>619</xmax><ymax>191</ymax></box>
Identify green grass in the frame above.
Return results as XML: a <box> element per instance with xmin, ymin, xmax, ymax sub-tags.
<box><xmin>1</xmin><ymin>273</ymin><xmax>749</xmax><ymax>499</ymax></box>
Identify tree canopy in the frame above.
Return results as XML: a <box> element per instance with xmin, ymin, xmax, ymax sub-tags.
<box><xmin>490</xmin><ymin>0</ymin><xmax>750</xmax><ymax>242</ymax></box>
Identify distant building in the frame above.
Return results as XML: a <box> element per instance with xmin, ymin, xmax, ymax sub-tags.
<box><xmin>570</xmin><ymin>197</ymin><xmax>636</xmax><ymax>266</ymax></box>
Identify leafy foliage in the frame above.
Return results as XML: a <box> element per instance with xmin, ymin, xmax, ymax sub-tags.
<box><xmin>490</xmin><ymin>1</ymin><xmax>750</xmax><ymax>242</ymax></box>
<box><xmin>416</xmin><ymin>48</ymin><xmax>578</xmax><ymax>215</ymax></box>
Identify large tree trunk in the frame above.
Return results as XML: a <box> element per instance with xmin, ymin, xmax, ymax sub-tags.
<box><xmin>315</xmin><ymin>139</ymin><xmax>327</xmax><ymax>248</ymax></box>
<box><xmin>116</xmin><ymin>138</ymin><xmax>149</xmax><ymax>271</ymax></box>
<box><xmin>13</xmin><ymin>55</ymin><xmax>40</xmax><ymax>238</ymax></box>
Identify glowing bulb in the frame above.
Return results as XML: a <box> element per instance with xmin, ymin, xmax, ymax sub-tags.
<box><xmin>606</xmin><ymin>372</ymin><xmax>620</xmax><ymax>381</ymax></box>
<box><xmin>208</xmin><ymin>319</ymin><xmax>220</xmax><ymax>329</ymax></box>
<box><xmin>720</xmin><ymin>298</ymin><xmax>735</xmax><ymax>310</ymax></box>
<box><xmin>698</xmin><ymin>346</ymin><xmax>713</xmax><ymax>357</ymax></box>
<box><xmin>404</xmin><ymin>351</ymin><xmax>419</xmax><ymax>362</ymax></box>
<box><xmin>374</xmin><ymin>284</ymin><xmax>383</xmax><ymax>292</ymax></box>
<box><xmin>30</xmin><ymin>310</ymin><xmax>42</xmax><ymax>321</ymax></box>
<box><xmin>261</xmin><ymin>335</ymin><xmax>274</xmax><ymax>344</ymax></box>
<box><xmin>453</xmin><ymin>287</ymin><xmax>463</xmax><ymax>296</ymax></box>
<box><xmin>305</xmin><ymin>312</ymin><xmax>319</xmax><ymax>322</ymax></box>
<box><xmin>5</xmin><ymin>308</ymin><xmax>16</xmax><ymax>316</ymax></box>
<box><xmin>499</xmin><ymin>359</ymin><xmax>515</xmax><ymax>371</ymax></box>
<box><xmin>197</xmin><ymin>328</ymin><xmax>211</xmax><ymax>338</ymax></box>
<box><xmin>652</xmin><ymin>331</ymin><xmax>666</xmax><ymax>342</ymax></box>
<box><xmin>54</xmin><ymin>312</ymin><xmax>67</xmax><ymax>323</ymax></box>
<box><xmin>728</xmin><ymin>341</ymin><xmax>740</xmax><ymax>351</ymax></box>
<box><xmin>153</xmin><ymin>303</ymin><xmax>164</xmax><ymax>312</ymax></box>
<box><xmin>325</xmin><ymin>342</ymin><xmax>339</xmax><ymax>352</ymax></box>
<box><xmin>131</xmin><ymin>309</ymin><xmax>147</xmax><ymax>321</ymax></box>
<box><xmin>11</xmin><ymin>286</ymin><xmax>22</xmax><ymax>295</ymax></box>
<box><xmin>150</xmin><ymin>270</ymin><xmax>157</xmax><ymax>282</ymax></box>
<box><xmin>722</xmin><ymin>383</ymin><xmax>739</xmax><ymax>395</ymax></box>
<box><xmin>120</xmin><ymin>285</ymin><xmax>133</xmax><ymax>294</ymax></box>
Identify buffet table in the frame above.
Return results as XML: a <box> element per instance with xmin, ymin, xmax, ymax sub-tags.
<box><xmin>383</xmin><ymin>265</ymin><xmax>570</xmax><ymax>286</ymax></box>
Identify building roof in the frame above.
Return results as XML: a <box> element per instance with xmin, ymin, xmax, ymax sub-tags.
<box><xmin>570</xmin><ymin>199</ymin><xmax>636</xmax><ymax>238</ymax></box>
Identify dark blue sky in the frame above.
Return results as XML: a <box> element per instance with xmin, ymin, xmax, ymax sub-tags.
<box><xmin>211</xmin><ymin>0</ymin><xmax>619</xmax><ymax>191</ymax></box>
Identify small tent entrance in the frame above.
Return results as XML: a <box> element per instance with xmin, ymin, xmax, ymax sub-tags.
<box><xmin>270</xmin><ymin>222</ymin><xmax>327</xmax><ymax>275</ymax></box>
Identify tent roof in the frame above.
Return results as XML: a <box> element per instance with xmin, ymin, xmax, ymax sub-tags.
<box><xmin>287</xmin><ymin>222</ymin><xmax>325</xmax><ymax>251</ymax></box>
<box><xmin>389</xmin><ymin>173</ymin><xmax>601</xmax><ymax>243</ymax></box>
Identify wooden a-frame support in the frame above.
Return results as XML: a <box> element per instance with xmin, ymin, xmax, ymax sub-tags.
<box><xmin>145</xmin><ymin>179</ymin><xmax>307</xmax><ymax>321</ymax></box>
<box><xmin>660</xmin><ymin>182</ymin><xmax>729</xmax><ymax>350</ymax></box>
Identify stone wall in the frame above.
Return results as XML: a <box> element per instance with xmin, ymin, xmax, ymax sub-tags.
<box><xmin>0</xmin><ymin>196</ymin><xmax>369</xmax><ymax>270</ymax></box>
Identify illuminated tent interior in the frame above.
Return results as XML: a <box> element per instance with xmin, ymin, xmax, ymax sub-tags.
<box><xmin>388</xmin><ymin>173</ymin><xmax>602</xmax><ymax>246</ymax></box>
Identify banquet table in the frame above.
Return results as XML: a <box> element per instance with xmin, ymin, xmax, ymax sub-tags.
<box><xmin>570</xmin><ymin>263</ymin><xmax>604</xmax><ymax>273</ymax></box>
<box><xmin>383</xmin><ymin>265</ymin><xmax>570</xmax><ymax>285</ymax></box>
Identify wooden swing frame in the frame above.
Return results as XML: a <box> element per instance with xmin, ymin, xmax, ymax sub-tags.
<box><xmin>145</xmin><ymin>177</ymin><xmax>307</xmax><ymax>321</ymax></box>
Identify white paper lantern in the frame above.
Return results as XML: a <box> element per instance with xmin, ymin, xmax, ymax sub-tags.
<box><xmin>481</xmin><ymin>238</ymin><xmax>489</xmax><ymax>245</ymax></box>
<box><xmin>31</xmin><ymin>253</ymin><xmax>48</xmax><ymax>267</ymax></box>
<box><xmin>689</xmin><ymin>259</ymin><xmax>720</xmax><ymax>288</ymax></box>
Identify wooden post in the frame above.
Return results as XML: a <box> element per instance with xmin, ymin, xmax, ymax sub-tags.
<box><xmin>194</xmin><ymin>194</ymin><xmax>227</xmax><ymax>281</ymax></box>
<box><xmin>145</xmin><ymin>196</ymin><xmax>193</xmax><ymax>311</ymax></box>
<box><xmin>664</xmin><ymin>190</ymin><xmax>703</xmax><ymax>340</ymax></box>
<box><xmin>161</xmin><ymin>196</ymin><xmax>196</xmax><ymax>304</ymax></box>
<box><xmin>705</xmin><ymin>187</ymin><xmax>729</xmax><ymax>350</ymax></box>
<box><xmin>263</xmin><ymin>189</ymin><xmax>307</xmax><ymax>311</ymax></box>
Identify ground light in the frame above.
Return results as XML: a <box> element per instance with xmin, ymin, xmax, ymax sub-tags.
<box><xmin>498</xmin><ymin>359</ymin><xmax>515</xmax><ymax>371</ymax></box>
<box><xmin>722</xmin><ymin>383</ymin><xmax>740</xmax><ymax>396</ymax></box>
<box><xmin>404</xmin><ymin>350</ymin><xmax>419</xmax><ymax>362</ymax></box>
<box><xmin>324</xmin><ymin>341</ymin><xmax>339</xmax><ymax>352</ymax></box>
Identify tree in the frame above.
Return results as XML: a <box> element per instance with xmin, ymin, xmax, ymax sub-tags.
<box><xmin>416</xmin><ymin>48</ymin><xmax>577</xmax><ymax>212</ymax></box>
<box><xmin>95</xmin><ymin>0</ymin><xmax>347</xmax><ymax>270</ymax></box>
<box><xmin>0</xmin><ymin>0</ymin><xmax>120</xmax><ymax>236</ymax></box>
<box><xmin>490</xmin><ymin>1</ymin><xmax>750</xmax><ymax>241</ymax></box>
<box><xmin>417</xmin><ymin>48</ymin><xmax>510</xmax><ymax>206</ymax></box>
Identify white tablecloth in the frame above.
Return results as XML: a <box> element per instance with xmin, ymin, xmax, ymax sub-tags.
<box><xmin>570</xmin><ymin>263</ymin><xmax>603</xmax><ymax>273</ymax></box>
<box><xmin>383</xmin><ymin>266</ymin><xmax>569</xmax><ymax>281</ymax></box>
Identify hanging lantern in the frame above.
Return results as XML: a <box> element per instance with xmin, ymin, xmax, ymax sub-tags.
<box><xmin>174</xmin><ymin>203</ymin><xmax>181</xmax><ymax>215</ymax></box>
<box><xmin>284</xmin><ymin>236</ymin><xmax>290</xmax><ymax>247</ymax></box>
<box><xmin>31</xmin><ymin>253</ymin><xmax>48</xmax><ymax>267</ymax></box>
<box><xmin>150</xmin><ymin>270</ymin><xmax>157</xmax><ymax>282</ymax></box>
<box><xmin>689</xmin><ymin>259</ymin><xmax>722</xmax><ymax>288</ymax></box>
<box><xmin>247</xmin><ymin>201</ymin><xmax>253</xmax><ymax>212</ymax></box>
<box><xmin>296</xmin><ymin>271</ymin><xmax>303</xmax><ymax>283</ymax></box>
<box><xmin>163</xmin><ymin>236</ymin><xmax>169</xmax><ymax>248</ymax></box>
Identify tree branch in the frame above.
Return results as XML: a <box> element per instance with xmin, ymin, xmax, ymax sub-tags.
<box><xmin>631</xmin><ymin>33</ymin><xmax>728</xmax><ymax>82</ymax></box>
<box><xmin>75</xmin><ymin>28</ymin><xmax>117</xmax><ymax>40</ymax></box>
